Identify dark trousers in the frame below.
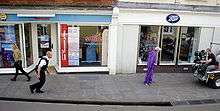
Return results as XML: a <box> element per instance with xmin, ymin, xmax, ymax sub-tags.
<box><xmin>30</xmin><ymin>71</ymin><xmax>46</xmax><ymax>91</ymax></box>
<box><xmin>12</xmin><ymin>60</ymin><xmax>29</xmax><ymax>79</ymax></box>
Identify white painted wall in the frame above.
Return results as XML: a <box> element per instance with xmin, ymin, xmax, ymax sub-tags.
<box><xmin>198</xmin><ymin>27</ymin><xmax>214</xmax><ymax>51</ymax></box>
<box><xmin>119</xmin><ymin>9</ymin><xmax>220</xmax><ymax>27</ymax></box>
<box><xmin>211</xmin><ymin>28</ymin><xmax>220</xmax><ymax>55</ymax></box>
<box><xmin>116</xmin><ymin>24</ymin><xmax>139</xmax><ymax>74</ymax></box>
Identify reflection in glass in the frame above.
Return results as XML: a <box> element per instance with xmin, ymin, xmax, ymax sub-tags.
<box><xmin>138</xmin><ymin>26</ymin><xmax>159</xmax><ymax>64</ymax></box>
<box><xmin>178</xmin><ymin>27</ymin><xmax>199</xmax><ymax>63</ymax></box>
<box><xmin>24</xmin><ymin>23</ymin><xmax>33</xmax><ymax>66</ymax></box>
<box><xmin>37</xmin><ymin>24</ymin><xmax>51</xmax><ymax>57</ymax></box>
<box><xmin>161</xmin><ymin>26</ymin><xmax>178</xmax><ymax>64</ymax></box>
<box><xmin>0</xmin><ymin>24</ymin><xmax>20</xmax><ymax>68</ymax></box>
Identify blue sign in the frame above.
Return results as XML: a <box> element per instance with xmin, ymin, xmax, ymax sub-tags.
<box><xmin>166</xmin><ymin>14</ymin><xmax>180</xmax><ymax>23</ymax></box>
<box><xmin>6</xmin><ymin>14</ymin><xmax>112</xmax><ymax>23</ymax></box>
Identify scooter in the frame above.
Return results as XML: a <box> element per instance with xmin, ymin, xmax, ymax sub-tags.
<box><xmin>192</xmin><ymin>51</ymin><xmax>220</xmax><ymax>89</ymax></box>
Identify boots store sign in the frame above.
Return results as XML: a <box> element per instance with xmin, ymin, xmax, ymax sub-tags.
<box><xmin>166</xmin><ymin>14</ymin><xmax>180</xmax><ymax>23</ymax></box>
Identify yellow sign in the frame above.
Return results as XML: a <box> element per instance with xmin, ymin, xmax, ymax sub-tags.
<box><xmin>0</xmin><ymin>13</ymin><xmax>7</xmax><ymax>21</ymax></box>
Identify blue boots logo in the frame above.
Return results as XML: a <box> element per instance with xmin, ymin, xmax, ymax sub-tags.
<box><xmin>166</xmin><ymin>14</ymin><xmax>180</xmax><ymax>23</ymax></box>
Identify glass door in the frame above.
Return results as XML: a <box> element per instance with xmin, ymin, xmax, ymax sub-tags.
<box><xmin>24</xmin><ymin>23</ymin><xmax>55</xmax><ymax>72</ymax></box>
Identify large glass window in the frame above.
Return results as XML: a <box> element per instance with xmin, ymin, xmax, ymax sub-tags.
<box><xmin>138</xmin><ymin>25</ymin><xmax>201</xmax><ymax>65</ymax></box>
<box><xmin>60</xmin><ymin>24</ymin><xmax>108</xmax><ymax>67</ymax></box>
<box><xmin>178</xmin><ymin>27</ymin><xmax>200</xmax><ymax>63</ymax></box>
<box><xmin>160</xmin><ymin>26</ymin><xmax>179</xmax><ymax>64</ymax></box>
<box><xmin>24</xmin><ymin>23</ymin><xmax>33</xmax><ymax>67</ymax></box>
<box><xmin>138</xmin><ymin>26</ymin><xmax>160</xmax><ymax>64</ymax></box>
<box><xmin>0</xmin><ymin>24</ymin><xmax>20</xmax><ymax>68</ymax></box>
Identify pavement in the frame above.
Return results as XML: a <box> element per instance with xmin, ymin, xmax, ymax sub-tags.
<box><xmin>0</xmin><ymin>72</ymin><xmax>220</xmax><ymax>106</ymax></box>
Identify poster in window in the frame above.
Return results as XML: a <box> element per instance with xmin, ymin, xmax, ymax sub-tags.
<box><xmin>68</xmin><ymin>27</ymin><xmax>79</xmax><ymax>66</ymax></box>
<box><xmin>40</xmin><ymin>35</ymin><xmax>50</xmax><ymax>48</ymax></box>
<box><xmin>60</xmin><ymin>24</ymin><xmax>68</xmax><ymax>67</ymax></box>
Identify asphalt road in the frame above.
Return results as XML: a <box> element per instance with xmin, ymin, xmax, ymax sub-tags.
<box><xmin>0</xmin><ymin>100</ymin><xmax>220</xmax><ymax>111</ymax></box>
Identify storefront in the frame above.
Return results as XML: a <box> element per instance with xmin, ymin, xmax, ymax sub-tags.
<box><xmin>112</xmin><ymin>3</ymin><xmax>220</xmax><ymax>74</ymax></box>
<box><xmin>0</xmin><ymin>10</ymin><xmax>112</xmax><ymax>74</ymax></box>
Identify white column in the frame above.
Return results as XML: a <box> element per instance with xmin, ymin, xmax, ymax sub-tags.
<box><xmin>108</xmin><ymin>7</ymin><xmax>119</xmax><ymax>75</ymax></box>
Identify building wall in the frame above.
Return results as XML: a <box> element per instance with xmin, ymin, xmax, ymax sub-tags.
<box><xmin>118</xmin><ymin>0</ymin><xmax>220</xmax><ymax>6</ymax></box>
<box><xmin>0</xmin><ymin>0</ymin><xmax>116</xmax><ymax>6</ymax></box>
<box><xmin>119</xmin><ymin>9</ymin><xmax>220</xmax><ymax>27</ymax></box>
<box><xmin>198</xmin><ymin>27</ymin><xmax>214</xmax><ymax>51</ymax></box>
<box><xmin>211</xmin><ymin>28</ymin><xmax>220</xmax><ymax>55</ymax></box>
<box><xmin>116</xmin><ymin>24</ymin><xmax>139</xmax><ymax>74</ymax></box>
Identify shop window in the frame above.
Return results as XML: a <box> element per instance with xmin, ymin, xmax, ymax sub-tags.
<box><xmin>160</xmin><ymin>26</ymin><xmax>179</xmax><ymax>64</ymax></box>
<box><xmin>138</xmin><ymin>26</ymin><xmax>160</xmax><ymax>64</ymax></box>
<box><xmin>0</xmin><ymin>24</ymin><xmax>20</xmax><ymax>68</ymax></box>
<box><xmin>60</xmin><ymin>24</ymin><xmax>108</xmax><ymax>67</ymax></box>
<box><xmin>178</xmin><ymin>27</ymin><xmax>200</xmax><ymax>63</ymax></box>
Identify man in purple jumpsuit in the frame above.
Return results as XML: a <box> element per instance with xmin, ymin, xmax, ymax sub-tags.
<box><xmin>144</xmin><ymin>47</ymin><xmax>161</xmax><ymax>86</ymax></box>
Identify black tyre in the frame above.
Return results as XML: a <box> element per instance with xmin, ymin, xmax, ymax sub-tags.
<box><xmin>211</xmin><ymin>76</ymin><xmax>220</xmax><ymax>89</ymax></box>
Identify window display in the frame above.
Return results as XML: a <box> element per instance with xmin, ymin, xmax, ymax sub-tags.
<box><xmin>0</xmin><ymin>24</ymin><xmax>20</xmax><ymax>68</ymax></box>
<box><xmin>160</xmin><ymin>26</ymin><xmax>178</xmax><ymax>64</ymax></box>
<box><xmin>138</xmin><ymin>25</ymin><xmax>200</xmax><ymax>65</ymax></box>
<box><xmin>60</xmin><ymin>24</ymin><xmax>108</xmax><ymax>67</ymax></box>
<box><xmin>138</xmin><ymin>26</ymin><xmax>160</xmax><ymax>64</ymax></box>
<box><xmin>178</xmin><ymin>27</ymin><xmax>200</xmax><ymax>63</ymax></box>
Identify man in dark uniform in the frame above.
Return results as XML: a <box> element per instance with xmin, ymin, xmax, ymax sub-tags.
<box><xmin>29</xmin><ymin>51</ymin><xmax>52</xmax><ymax>93</ymax></box>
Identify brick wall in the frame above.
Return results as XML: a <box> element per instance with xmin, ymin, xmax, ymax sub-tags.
<box><xmin>0</xmin><ymin>0</ymin><xmax>116</xmax><ymax>6</ymax></box>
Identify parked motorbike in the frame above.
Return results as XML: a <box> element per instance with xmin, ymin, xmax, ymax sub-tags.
<box><xmin>192</xmin><ymin>50</ymin><xmax>220</xmax><ymax>89</ymax></box>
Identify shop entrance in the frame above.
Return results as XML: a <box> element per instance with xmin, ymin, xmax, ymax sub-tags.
<box><xmin>24</xmin><ymin>23</ymin><xmax>57</xmax><ymax>72</ymax></box>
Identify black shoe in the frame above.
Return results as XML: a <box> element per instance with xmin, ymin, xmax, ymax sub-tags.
<box><xmin>10</xmin><ymin>78</ymin><xmax>16</xmax><ymax>81</ymax></box>
<box><xmin>29</xmin><ymin>85</ymin><xmax>34</xmax><ymax>94</ymax></box>
<box><xmin>27</xmin><ymin>76</ymin><xmax>31</xmax><ymax>82</ymax></box>
<box><xmin>35</xmin><ymin>90</ymin><xmax>44</xmax><ymax>93</ymax></box>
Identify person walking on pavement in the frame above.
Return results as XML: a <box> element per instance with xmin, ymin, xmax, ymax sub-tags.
<box><xmin>11</xmin><ymin>43</ymin><xmax>31</xmax><ymax>81</ymax></box>
<box><xmin>144</xmin><ymin>46</ymin><xmax>161</xmax><ymax>86</ymax></box>
<box><xmin>29</xmin><ymin>50</ymin><xmax>52</xmax><ymax>93</ymax></box>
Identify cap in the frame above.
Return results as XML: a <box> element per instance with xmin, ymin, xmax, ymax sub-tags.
<box><xmin>155</xmin><ymin>46</ymin><xmax>162</xmax><ymax>51</ymax></box>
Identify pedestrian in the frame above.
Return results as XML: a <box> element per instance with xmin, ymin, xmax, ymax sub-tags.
<box><xmin>29</xmin><ymin>50</ymin><xmax>52</xmax><ymax>93</ymax></box>
<box><xmin>11</xmin><ymin>43</ymin><xmax>31</xmax><ymax>81</ymax></box>
<box><xmin>144</xmin><ymin>46</ymin><xmax>161</xmax><ymax>86</ymax></box>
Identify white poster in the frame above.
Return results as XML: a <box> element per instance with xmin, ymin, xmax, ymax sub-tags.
<box><xmin>68</xmin><ymin>27</ymin><xmax>80</xmax><ymax>65</ymax></box>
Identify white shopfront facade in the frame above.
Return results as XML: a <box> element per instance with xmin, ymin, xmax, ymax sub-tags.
<box><xmin>110</xmin><ymin>7</ymin><xmax>220</xmax><ymax>74</ymax></box>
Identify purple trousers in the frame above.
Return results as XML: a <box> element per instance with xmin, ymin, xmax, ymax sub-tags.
<box><xmin>144</xmin><ymin>50</ymin><xmax>156</xmax><ymax>84</ymax></box>
<box><xmin>144</xmin><ymin>64</ymin><xmax>155</xmax><ymax>84</ymax></box>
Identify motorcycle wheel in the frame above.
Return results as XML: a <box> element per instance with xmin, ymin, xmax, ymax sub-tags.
<box><xmin>211</xmin><ymin>76</ymin><xmax>220</xmax><ymax>89</ymax></box>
